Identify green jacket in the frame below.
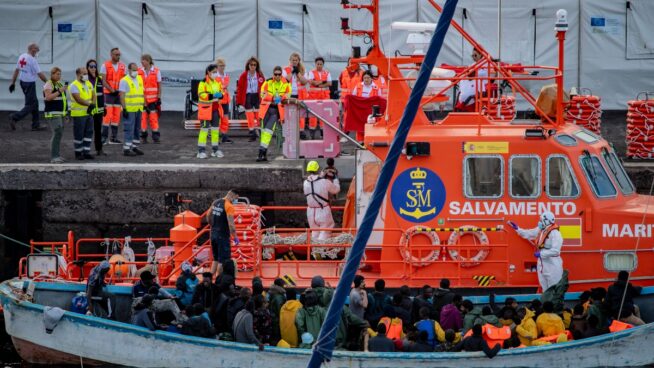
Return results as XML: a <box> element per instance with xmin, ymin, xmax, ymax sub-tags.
<box><xmin>314</xmin><ymin>287</ymin><xmax>334</xmax><ymax>309</ymax></box>
<box><xmin>462</xmin><ymin>306</ymin><xmax>483</xmax><ymax>334</ymax></box>
<box><xmin>336</xmin><ymin>307</ymin><xmax>368</xmax><ymax>349</ymax></box>
<box><xmin>295</xmin><ymin>305</ymin><xmax>326</xmax><ymax>340</ymax></box>
<box><xmin>479</xmin><ymin>314</ymin><xmax>502</xmax><ymax>328</ymax></box>
<box><xmin>268</xmin><ymin>284</ymin><xmax>286</xmax><ymax>338</ymax></box>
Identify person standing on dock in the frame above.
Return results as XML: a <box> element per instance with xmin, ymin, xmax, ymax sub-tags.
<box><xmin>303</xmin><ymin>160</ymin><xmax>340</xmax><ymax>240</ymax></box>
<box><xmin>257</xmin><ymin>66</ymin><xmax>291</xmax><ymax>162</ymax></box>
<box><xmin>207</xmin><ymin>190</ymin><xmax>240</xmax><ymax>278</ymax></box>
<box><xmin>509</xmin><ymin>211</ymin><xmax>564</xmax><ymax>293</ymax></box>
<box><xmin>8</xmin><ymin>43</ymin><xmax>47</xmax><ymax>131</ymax></box>
<box><xmin>100</xmin><ymin>47</ymin><xmax>125</xmax><ymax>144</ymax></box>
<box><xmin>119</xmin><ymin>63</ymin><xmax>145</xmax><ymax>156</ymax></box>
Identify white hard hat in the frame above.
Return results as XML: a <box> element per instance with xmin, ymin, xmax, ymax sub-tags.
<box><xmin>540</xmin><ymin>211</ymin><xmax>555</xmax><ymax>226</ymax></box>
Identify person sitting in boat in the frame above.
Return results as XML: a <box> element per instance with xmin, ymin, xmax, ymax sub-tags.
<box><xmin>85</xmin><ymin>260</ymin><xmax>115</xmax><ymax>319</ymax></box>
<box><xmin>569</xmin><ymin>304</ymin><xmax>588</xmax><ymax>339</ymax></box>
<box><xmin>365</xmin><ymin>322</ymin><xmax>395</xmax><ymax>352</ymax></box>
<box><xmin>453</xmin><ymin>323</ymin><xmax>501</xmax><ymax>358</ymax></box>
<box><xmin>268</xmin><ymin>278</ymin><xmax>287</xmax><ymax>344</ymax></box>
<box><xmin>295</xmin><ymin>289</ymin><xmax>326</xmax><ymax>345</ymax></box>
<box><xmin>227</xmin><ymin>287</ymin><xmax>252</xmax><ymax>331</ymax></box>
<box><xmin>310</xmin><ymin>275</ymin><xmax>333</xmax><ymax>309</ymax></box>
<box><xmin>415</xmin><ymin>306</ymin><xmax>446</xmax><ymax>349</ymax></box>
<box><xmin>131</xmin><ymin>271</ymin><xmax>184</xmax><ymax>325</ymax></box>
<box><xmin>439</xmin><ymin>294</ymin><xmax>463</xmax><ymax>331</ymax></box>
<box><xmin>535</xmin><ymin>301</ymin><xmax>565</xmax><ymax>339</ymax></box>
<box><xmin>515</xmin><ymin>307</ymin><xmax>539</xmax><ymax>346</ymax></box>
<box><xmin>460</xmin><ymin>299</ymin><xmax>482</xmax><ymax>335</ymax></box>
<box><xmin>252</xmin><ymin>294</ymin><xmax>273</xmax><ymax>344</ymax></box>
<box><xmin>432</xmin><ymin>279</ymin><xmax>456</xmax><ymax>321</ymax></box>
<box><xmin>323</xmin><ymin>285</ymin><xmax>369</xmax><ymax>350</ymax></box>
<box><xmin>304</xmin><ymin>160</ymin><xmax>340</xmax><ymax>241</ymax></box>
<box><xmin>392</xmin><ymin>292</ymin><xmax>411</xmax><ymax>328</ymax></box>
<box><xmin>233</xmin><ymin>298</ymin><xmax>264</xmax><ymax>349</ymax></box>
<box><xmin>435</xmin><ymin>329</ymin><xmax>457</xmax><ymax>352</ymax></box>
<box><xmin>181</xmin><ymin>303</ymin><xmax>216</xmax><ymax>338</ymax></box>
<box><xmin>192</xmin><ymin>272</ymin><xmax>221</xmax><ymax>325</ymax></box>
<box><xmin>587</xmin><ymin>287</ymin><xmax>610</xmax><ymax>329</ymax></box>
<box><xmin>411</xmin><ymin>285</ymin><xmax>433</xmax><ymax>325</ymax></box>
<box><xmin>131</xmin><ymin>294</ymin><xmax>165</xmax><ymax>331</ymax></box>
<box><xmin>607</xmin><ymin>270</ymin><xmax>645</xmax><ymax>326</ymax></box>
<box><xmin>509</xmin><ymin>211</ymin><xmax>564</xmax><ymax>293</ymax></box>
<box><xmin>279</xmin><ymin>288</ymin><xmax>302</xmax><ymax>348</ymax></box>
<box><xmin>175</xmin><ymin>261</ymin><xmax>199</xmax><ymax>307</ymax></box>
<box><xmin>582</xmin><ymin>314</ymin><xmax>609</xmax><ymax>339</ymax></box>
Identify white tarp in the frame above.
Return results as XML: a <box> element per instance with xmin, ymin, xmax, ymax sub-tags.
<box><xmin>0</xmin><ymin>0</ymin><xmax>653</xmax><ymax>111</ymax></box>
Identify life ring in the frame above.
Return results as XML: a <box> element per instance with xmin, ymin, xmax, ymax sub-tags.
<box><xmin>400</xmin><ymin>226</ymin><xmax>441</xmax><ymax>267</ymax></box>
<box><xmin>447</xmin><ymin>226</ymin><xmax>490</xmax><ymax>268</ymax></box>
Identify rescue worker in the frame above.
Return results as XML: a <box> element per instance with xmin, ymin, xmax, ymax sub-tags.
<box><xmin>509</xmin><ymin>211</ymin><xmax>563</xmax><ymax>292</ymax></box>
<box><xmin>338</xmin><ymin>57</ymin><xmax>362</xmax><ymax>103</ymax></box>
<box><xmin>351</xmin><ymin>70</ymin><xmax>380</xmax><ymax>98</ymax></box>
<box><xmin>306</xmin><ymin>57</ymin><xmax>332</xmax><ymax>139</ymax></box>
<box><xmin>42</xmin><ymin>67</ymin><xmax>67</xmax><ymax>163</ymax></box>
<box><xmin>303</xmin><ymin>160</ymin><xmax>340</xmax><ymax>240</ymax></box>
<box><xmin>197</xmin><ymin>64</ymin><xmax>224</xmax><ymax>159</ymax></box>
<box><xmin>69</xmin><ymin>67</ymin><xmax>96</xmax><ymax>160</ymax></box>
<box><xmin>119</xmin><ymin>63</ymin><xmax>145</xmax><ymax>156</ymax></box>
<box><xmin>8</xmin><ymin>42</ymin><xmax>47</xmax><ymax>131</ymax></box>
<box><xmin>236</xmin><ymin>57</ymin><xmax>265</xmax><ymax>142</ymax></box>
<box><xmin>86</xmin><ymin>59</ymin><xmax>106</xmax><ymax>156</ymax></box>
<box><xmin>455</xmin><ymin>48</ymin><xmax>488</xmax><ymax>112</ymax></box>
<box><xmin>138</xmin><ymin>54</ymin><xmax>162</xmax><ymax>144</ymax></box>
<box><xmin>100</xmin><ymin>47</ymin><xmax>126</xmax><ymax>144</ymax></box>
<box><xmin>206</xmin><ymin>190</ymin><xmax>240</xmax><ymax>278</ymax></box>
<box><xmin>215</xmin><ymin>58</ymin><xmax>233</xmax><ymax>144</ymax></box>
<box><xmin>282</xmin><ymin>53</ymin><xmax>310</xmax><ymax>139</ymax></box>
<box><xmin>257</xmin><ymin>66</ymin><xmax>291</xmax><ymax>162</ymax></box>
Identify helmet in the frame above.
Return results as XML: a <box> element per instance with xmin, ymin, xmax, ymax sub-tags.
<box><xmin>540</xmin><ymin>211</ymin><xmax>555</xmax><ymax>227</ymax></box>
<box><xmin>306</xmin><ymin>160</ymin><xmax>320</xmax><ymax>172</ymax></box>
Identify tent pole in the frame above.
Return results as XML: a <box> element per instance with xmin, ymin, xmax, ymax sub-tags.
<box><xmin>95</xmin><ymin>0</ymin><xmax>99</xmax><ymax>62</ymax></box>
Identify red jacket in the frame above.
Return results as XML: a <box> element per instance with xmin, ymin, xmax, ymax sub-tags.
<box><xmin>236</xmin><ymin>70</ymin><xmax>265</xmax><ymax>106</ymax></box>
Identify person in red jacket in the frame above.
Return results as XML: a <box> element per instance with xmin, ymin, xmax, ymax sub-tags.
<box><xmin>236</xmin><ymin>57</ymin><xmax>265</xmax><ymax>142</ymax></box>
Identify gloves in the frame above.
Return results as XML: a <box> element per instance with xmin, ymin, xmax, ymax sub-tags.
<box><xmin>237</xmin><ymin>105</ymin><xmax>245</xmax><ymax>113</ymax></box>
<box><xmin>147</xmin><ymin>102</ymin><xmax>157</xmax><ymax>112</ymax></box>
<box><xmin>214</xmin><ymin>92</ymin><xmax>223</xmax><ymax>100</ymax></box>
<box><xmin>111</xmin><ymin>91</ymin><xmax>120</xmax><ymax>97</ymax></box>
<box><xmin>534</xmin><ymin>251</ymin><xmax>541</xmax><ymax>258</ymax></box>
<box><xmin>273</xmin><ymin>96</ymin><xmax>282</xmax><ymax>104</ymax></box>
<box><xmin>122</xmin><ymin>110</ymin><xmax>129</xmax><ymax>119</ymax></box>
<box><xmin>233</xmin><ymin>237</ymin><xmax>240</xmax><ymax>246</ymax></box>
<box><xmin>86</xmin><ymin>104</ymin><xmax>96</xmax><ymax>115</ymax></box>
<box><xmin>9</xmin><ymin>84</ymin><xmax>15</xmax><ymax>93</ymax></box>
<box><xmin>155</xmin><ymin>99</ymin><xmax>161</xmax><ymax>107</ymax></box>
<box><xmin>507</xmin><ymin>221</ymin><xmax>518</xmax><ymax>230</ymax></box>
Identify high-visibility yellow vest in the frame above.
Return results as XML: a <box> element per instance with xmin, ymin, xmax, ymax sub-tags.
<box><xmin>197</xmin><ymin>77</ymin><xmax>222</xmax><ymax>121</ymax></box>
<box><xmin>122</xmin><ymin>75</ymin><xmax>145</xmax><ymax>113</ymax></box>
<box><xmin>70</xmin><ymin>80</ymin><xmax>93</xmax><ymax>117</ymax></box>
<box><xmin>44</xmin><ymin>80</ymin><xmax>67</xmax><ymax>118</ymax></box>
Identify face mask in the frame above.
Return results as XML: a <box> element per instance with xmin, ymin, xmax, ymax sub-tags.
<box><xmin>129</xmin><ymin>71</ymin><xmax>137</xmax><ymax>78</ymax></box>
<box><xmin>537</xmin><ymin>221</ymin><xmax>545</xmax><ymax>230</ymax></box>
<box><xmin>211</xmin><ymin>72</ymin><xmax>219</xmax><ymax>78</ymax></box>
<box><xmin>81</xmin><ymin>75</ymin><xmax>88</xmax><ymax>82</ymax></box>
<box><xmin>35</xmin><ymin>52</ymin><xmax>40</xmax><ymax>58</ymax></box>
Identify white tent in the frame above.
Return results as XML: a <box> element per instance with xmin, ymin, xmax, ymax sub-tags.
<box><xmin>1</xmin><ymin>0</ymin><xmax>653</xmax><ymax>111</ymax></box>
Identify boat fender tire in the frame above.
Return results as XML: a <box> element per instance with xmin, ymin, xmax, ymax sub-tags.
<box><xmin>447</xmin><ymin>226</ymin><xmax>489</xmax><ymax>268</ymax></box>
<box><xmin>399</xmin><ymin>226</ymin><xmax>441</xmax><ymax>268</ymax></box>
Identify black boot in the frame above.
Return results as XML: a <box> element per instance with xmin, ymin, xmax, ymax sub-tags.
<box><xmin>152</xmin><ymin>131</ymin><xmax>160</xmax><ymax>143</ymax></box>
<box><xmin>248</xmin><ymin>130</ymin><xmax>257</xmax><ymax>142</ymax></box>
<box><xmin>221</xmin><ymin>134</ymin><xmax>233</xmax><ymax>144</ymax></box>
<box><xmin>256</xmin><ymin>148</ymin><xmax>266</xmax><ymax>162</ymax></box>
<box><xmin>140</xmin><ymin>131</ymin><xmax>148</xmax><ymax>143</ymax></box>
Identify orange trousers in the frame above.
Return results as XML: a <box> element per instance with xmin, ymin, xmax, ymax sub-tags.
<box><xmin>141</xmin><ymin>110</ymin><xmax>159</xmax><ymax>131</ymax></box>
<box><xmin>245</xmin><ymin>111</ymin><xmax>258</xmax><ymax>130</ymax></box>
<box><xmin>102</xmin><ymin>105</ymin><xmax>121</xmax><ymax>127</ymax></box>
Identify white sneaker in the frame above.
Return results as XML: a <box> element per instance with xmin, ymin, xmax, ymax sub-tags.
<box><xmin>197</xmin><ymin>152</ymin><xmax>207</xmax><ymax>159</ymax></box>
<box><xmin>50</xmin><ymin>157</ymin><xmax>65</xmax><ymax>164</ymax></box>
<box><xmin>211</xmin><ymin>150</ymin><xmax>224</xmax><ymax>158</ymax></box>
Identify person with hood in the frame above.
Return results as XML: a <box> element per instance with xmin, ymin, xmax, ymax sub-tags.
<box><xmin>324</xmin><ymin>286</ymin><xmax>369</xmax><ymax>350</ymax></box>
<box><xmin>460</xmin><ymin>299</ymin><xmax>482</xmax><ymax>334</ymax></box>
<box><xmin>175</xmin><ymin>261</ymin><xmax>198</xmax><ymax>307</ymax></box>
<box><xmin>295</xmin><ymin>289</ymin><xmax>326</xmax><ymax>343</ymax></box>
<box><xmin>233</xmin><ymin>299</ymin><xmax>263</xmax><ymax>348</ymax></box>
<box><xmin>432</xmin><ymin>279</ymin><xmax>455</xmax><ymax>320</ymax></box>
<box><xmin>607</xmin><ymin>270</ymin><xmax>644</xmax><ymax>325</ymax></box>
<box><xmin>311</xmin><ymin>275</ymin><xmax>334</xmax><ymax>309</ymax></box>
<box><xmin>515</xmin><ymin>307</ymin><xmax>538</xmax><ymax>346</ymax></box>
<box><xmin>268</xmin><ymin>278</ymin><xmax>287</xmax><ymax>344</ymax></box>
<box><xmin>536</xmin><ymin>301</ymin><xmax>565</xmax><ymax>337</ymax></box>
<box><xmin>411</xmin><ymin>285</ymin><xmax>433</xmax><ymax>324</ymax></box>
<box><xmin>439</xmin><ymin>294</ymin><xmax>463</xmax><ymax>331</ymax></box>
<box><xmin>280</xmin><ymin>288</ymin><xmax>303</xmax><ymax>347</ymax></box>
<box><xmin>131</xmin><ymin>294</ymin><xmax>163</xmax><ymax>331</ymax></box>
<box><xmin>86</xmin><ymin>260</ymin><xmax>115</xmax><ymax>318</ymax></box>
<box><xmin>454</xmin><ymin>324</ymin><xmax>501</xmax><ymax>358</ymax></box>
<box><xmin>192</xmin><ymin>272</ymin><xmax>222</xmax><ymax>323</ymax></box>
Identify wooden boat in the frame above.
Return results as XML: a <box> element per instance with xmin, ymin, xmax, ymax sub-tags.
<box><xmin>2</xmin><ymin>279</ymin><xmax>654</xmax><ymax>367</ymax></box>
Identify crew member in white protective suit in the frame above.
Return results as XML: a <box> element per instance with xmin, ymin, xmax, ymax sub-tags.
<box><xmin>303</xmin><ymin>160</ymin><xmax>340</xmax><ymax>240</ymax></box>
<box><xmin>509</xmin><ymin>211</ymin><xmax>563</xmax><ymax>292</ymax></box>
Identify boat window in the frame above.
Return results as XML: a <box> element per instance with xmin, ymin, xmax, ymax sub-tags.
<box><xmin>464</xmin><ymin>155</ymin><xmax>503</xmax><ymax>198</ymax></box>
<box><xmin>604</xmin><ymin>252</ymin><xmax>637</xmax><ymax>272</ymax></box>
<box><xmin>555</xmin><ymin>134</ymin><xmax>577</xmax><ymax>147</ymax></box>
<box><xmin>580</xmin><ymin>154</ymin><xmax>617</xmax><ymax>198</ymax></box>
<box><xmin>546</xmin><ymin>155</ymin><xmax>580</xmax><ymax>198</ymax></box>
<box><xmin>510</xmin><ymin>155</ymin><xmax>541</xmax><ymax>198</ymax></box>
<box><xmin>602</xmin><ymin>148</ymin><xmax>635</xmax><ymax>195</ymax></box>
<box><xmin>573</xmin><ymin>129</ymin><xmax>600</xmax><ymax>144</ymax></box>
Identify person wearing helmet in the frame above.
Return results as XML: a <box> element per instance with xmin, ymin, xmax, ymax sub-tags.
<box><xmin>508</xmin><ymin>211</ymin><xmax>563</xmax><ymax>292</ymax></box>
<box><xmin>303</xmin><ymin>160</ymin><xmax>340</xmax><ymax>240</ymax></box>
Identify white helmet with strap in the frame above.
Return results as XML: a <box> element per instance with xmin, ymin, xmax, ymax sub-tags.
<box><xmin>540</xmin><ymin>211</ymin><xmax>556</xmax><ymax>227</ymax></box>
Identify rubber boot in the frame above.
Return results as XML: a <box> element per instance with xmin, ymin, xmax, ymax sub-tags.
<box><xmin>152</xmin><ymin>131</ymin><xmax>160</xmax><ymax>144</ymax></box>
<box><xmin>256</xmin><ymin>148</ymin><xmax>267</xmax><ymax>162</ymax></box>
<box><xmin>140</xmin><ymin>131</ymin><xmax>148</xmax><ymax>143</ymax></box>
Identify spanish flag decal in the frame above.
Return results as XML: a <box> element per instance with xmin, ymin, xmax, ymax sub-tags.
<box><xmin>558</xmin><ymin>218</ymin><xmax>582</xmax><ymax>246</ymax></box>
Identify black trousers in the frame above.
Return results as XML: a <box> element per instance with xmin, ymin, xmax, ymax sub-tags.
<box><xmin>13</xmin><ymin>81</ymin><xmax>40</xmax><ymax>127</ymax></box>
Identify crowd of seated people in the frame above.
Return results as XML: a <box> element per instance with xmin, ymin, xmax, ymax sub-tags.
<box><xmin>83</xmin><ymin>259</ymin><xmax>645</xmax><ymax>356</ymax></box>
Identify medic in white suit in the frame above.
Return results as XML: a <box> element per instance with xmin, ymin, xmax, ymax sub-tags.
<box><xmin>303</xmin><ymin>160</ymin><xmax>340</xmax><ymax>241</ymax></box>
<box><xmin>509</xmin><ymin>211</ymin><xmax>563</xmax><ymax>292</ymax></box>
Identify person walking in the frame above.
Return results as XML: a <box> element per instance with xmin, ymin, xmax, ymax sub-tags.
<box><xmin>86</xmin><ymin>59</ymin><xmax>106</xmax><ymax>156</ymax></box>
<box><xmin>257</xmin><ymin>66</ymin><xmax>290</xmax><ymax>162</ymax></box>
<box><xmin>100</xmin><ymin>47</ymin><xmax>126</xmax><ymax>144</ymax></box>
<box><xmin>303</xmin><ymin>160</ymin><xmax>340</xmax><ymax>240</ymax></box>
<box><xmin>306</xmin><ymin>57</ymin><xmax>332</xmax><ymax>139</ymax></box>
<box><xmin>236</xmin><ymin>57</ymin><xmax>265</xmax><ymax>142</ymax></box>
<box><xmin>138</xmin><ymin>54</ymin><xmax>162</xmax><ymax>144</ymax></box>
<box><xmin>197</xmin><ymin>64</ymin><xmax>224</xmax><ymax>159</ymax></box>
<box><xmin>69</xmin><ymin>67</ymin><xmax>96</xmax><ymax>160</ymax></box>
<box><xmin>8</xmin><ymin>43</ymin><xmax>47</xmax><ymax>130</ymax></box>
<box><xmin>215</xmin><ymin>58</ymin><xmax>233</xmax><ymax>144</ymax></box>
<box><xmin>206</xmin><ymin>190</ymin><xmax>240</xmax><ymax>278</ymax></box>
<box><xmin>118</xmin><ymin>63</ymin><xmax>145</xmax><ymax>156</ymax></box>
<box><xmin>43</xmin><ymin>67</ymin><xmax>67</xmax><ymax>163</ymax></box>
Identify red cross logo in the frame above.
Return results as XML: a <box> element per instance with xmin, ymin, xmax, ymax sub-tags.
<box><xmin>19</xmin><ymin>58</ymin><xmax>27</xmax><ymax>68</ymax></box>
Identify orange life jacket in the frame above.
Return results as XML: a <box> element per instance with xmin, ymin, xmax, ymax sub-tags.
<box><xmin>535</xmin><ymin>330</ymin><xmax>572</xmax><ymax>344</ymax></box>
<box><xmin>463</xmin><ymin>324</ymin><xmax>511</xmax><ymax>348</ymax></box>
<box><xmin>339</xmin><ymin>69</ymin><xmax>361</xmax><ymax>101</ymax></box>
<box><xmin>536</xmin><ymin>224</ymin><xmax>560</xmax><ymax>248</ymax></box>
<box><xmin>380</xmin><ymin>317</ymin><xmax>403</xmax><ymax>340</ymax></box>
<box><xmin>307</xmin><ymin>69</ymin><xmax>330</xmax><ymax>100</ymax></box>
<box><xmin>609</xmin><ymin>320</ymin><xmax>633</xmax><ymax>333</ymax></box>
<box><xmin>138</xmin><ymin>66</ymin><xmax>160</xmax><ymax>104</ymax></box>
<box><xmin>354</xmin><ymin>82</ymin><xmax>380</xmax><ymax>98</ymax></box>
<box><xmin>283</xmin><ymin>66</ymin><xmax>307</xmax><ymax>99</ymax></box>
<box><xmin>103</xmin><ymin>61</ymin><xmax>126</xmax><ymax>94</ymax></box>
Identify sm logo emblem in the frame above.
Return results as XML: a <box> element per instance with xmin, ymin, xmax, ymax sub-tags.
<box><xmin>391</xmin><ymin>167</ymin><xmax>446</xmax><ymax>223</ymax></box>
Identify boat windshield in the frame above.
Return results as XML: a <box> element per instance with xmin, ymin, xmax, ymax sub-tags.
<box><xmin>580</xmin><ymin>153</ymin><xmax>617</xmax><ymax>198</ymax></box>
<box><xmin>602</xmin><ymin>148</ymin><xmax>635</xmax><ymax>195</ymax></box>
